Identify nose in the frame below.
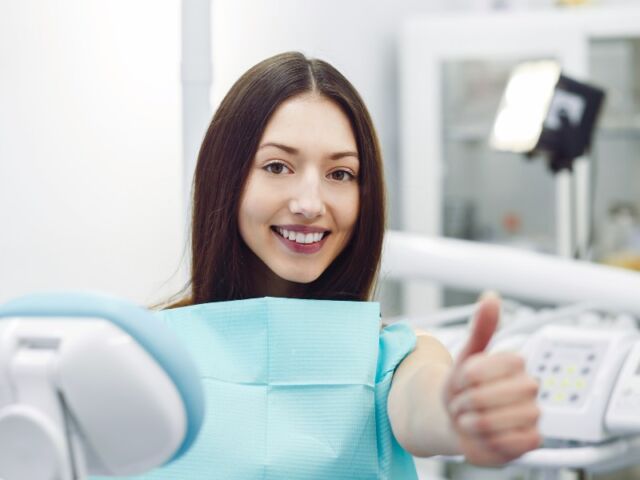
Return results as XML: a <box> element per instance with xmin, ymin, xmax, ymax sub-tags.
<box><xmin>288</xmin><ymin>172</ymin><xmax>326</xmax><ymax>219</ymax></box>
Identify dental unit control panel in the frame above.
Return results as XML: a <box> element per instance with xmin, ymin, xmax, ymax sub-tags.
<box><xmin>605</xmin><ymin>341</ymin><xmax>640</xmax><ymax>435</ymax></box>
<box><xmin>522</xmin><ymin>324</ymin><xmax>640</xmax><ymax>443</ymax></box>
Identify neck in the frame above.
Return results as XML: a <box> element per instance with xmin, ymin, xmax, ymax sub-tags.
<box><xmin>247</xmin><ymin>251</ymin><xmax>299</xmax><ymax>298</ymax></box>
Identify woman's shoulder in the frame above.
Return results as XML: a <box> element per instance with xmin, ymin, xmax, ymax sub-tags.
<box><xmin>380</xmin><ymin>321</ymin><xmax>428</xmax><ymax>337</ymax></box>
<box><xmin>150</xmin><ymin>296</ymin><xmax>193</xmax><ymax>311</ymax></box>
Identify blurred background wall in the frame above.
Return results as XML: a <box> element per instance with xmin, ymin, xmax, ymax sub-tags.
<box><xmin>0</xmin><ymin>1</ymin><xmax>184</xmax><ymax>304</ymax></box>
<box><xmin>0</xmin><ymin>0</ymin><xmax>636</xmax><ymax>305</ymax></box>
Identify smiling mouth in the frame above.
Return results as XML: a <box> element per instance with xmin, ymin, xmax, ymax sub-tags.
<box><xmin>271</xmin><ymin>226</ymin><xmax>330</xmax><ymax>245</ymax></box>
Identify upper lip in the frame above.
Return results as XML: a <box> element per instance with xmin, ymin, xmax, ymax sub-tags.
<box><xmin>272</xmin><ymin>224</ymin><xmax>330</xmax><ymax>234</ymax></box>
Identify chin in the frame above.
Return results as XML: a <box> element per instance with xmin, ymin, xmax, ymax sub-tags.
<box><xmin>276</xmin><ymin>266</ymin><xmax>324</xmax><ymax>285</ymax></box>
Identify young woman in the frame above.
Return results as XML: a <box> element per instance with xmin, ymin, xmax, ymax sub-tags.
<box><xmin>172</xmin><ymin>51</ymin><xmax>540</xmax><ymax>468</ymax></box>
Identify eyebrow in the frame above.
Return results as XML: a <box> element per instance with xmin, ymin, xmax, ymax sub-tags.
<box><xmin>258</xmin><ymin>142</ymin><xmax>358</xmax><ymax>160</ymax></box>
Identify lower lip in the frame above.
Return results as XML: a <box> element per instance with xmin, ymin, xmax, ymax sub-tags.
<box><xmin>272</xmin><ymin>229</ymin><xmax>329</xmax><ymax>254</ymax></box>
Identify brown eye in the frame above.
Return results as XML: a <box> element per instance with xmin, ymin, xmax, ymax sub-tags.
<box><xmin>328</xmin><ymin>170</ymin><xmax>355</xmax><ymax>182</ymax></box>
<box><xmin>264</xmin><ymin>162</ymin><xmax>291</xmax><ymax>175</ymax></box>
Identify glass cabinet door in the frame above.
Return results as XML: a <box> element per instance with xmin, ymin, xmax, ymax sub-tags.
<box><xmin>589</xmin><ymin>37</ymin><xmax>640</xmax><ymax>270</ymax></box>
<box><xmin>440</xmin><ymin>39</ymin><xmax>640</xmax><ymax>306</ymax></box>
<box><xmin>440</xmin><ymin>58</ymin><xmax>560</xmax><ymax>306</ymax></box>
<box><xmin>399</xmin><ymin>7</ymin><xmax>640</xmax><ymax>315</ymax></box>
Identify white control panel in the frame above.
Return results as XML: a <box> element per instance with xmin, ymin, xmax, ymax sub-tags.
<box><xmin>528</xmin><ymin>335</ymin><xmax>603</xmax><ymax>409</ymax></box>
<box><xmin>606</xmin><ymin>342</ymin><xmax>640</xmax><ymax>434</ymax></box>
<box><xmin>522</xmin><ymin>325</ymin><xmax>638</xmax><ymax>443</ymax></box>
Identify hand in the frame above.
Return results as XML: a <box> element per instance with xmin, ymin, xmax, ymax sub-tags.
<box><xmin>443</xmin><ymin>292</ymin><xmax>541</xmax><ymax>466</ymax></box>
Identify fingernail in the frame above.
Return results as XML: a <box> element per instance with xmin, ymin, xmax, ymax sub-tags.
<box><xmin>480</xmin><ymin>290</ymin><xmax>500</xmax><ymax>302</ymax></box>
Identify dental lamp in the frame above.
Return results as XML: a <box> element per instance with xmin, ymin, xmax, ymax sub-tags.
<box><xmin>0</xmin><ymin>292</ymin><xmax>204</xmax><ymax>480</ymax></box>
<box><xmin>490</xmin><ymin>60</ymin><xmax>605</xmax><ymax>259</ymax></box>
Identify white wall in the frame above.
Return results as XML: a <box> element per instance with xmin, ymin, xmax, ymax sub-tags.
<box><xmin>0</xmin><ymin>1</ymin><xmax>186</xmax><ymax>305</ymax></box>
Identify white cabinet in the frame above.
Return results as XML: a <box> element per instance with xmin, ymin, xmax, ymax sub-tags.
<box><xmin>399</xmin><ymin>6</ymin><xmax>640</xmax><ymax>315</ymax></box>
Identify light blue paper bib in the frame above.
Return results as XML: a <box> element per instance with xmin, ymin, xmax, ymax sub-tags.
<box><xmin>102</xmin><ymin>297</ymin><xmax>418</xmax><ymax>480</ymax></box>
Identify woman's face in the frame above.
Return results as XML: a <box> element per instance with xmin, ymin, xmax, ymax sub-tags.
<box><xmin>239</xmin><ymin>93</ymin><xmax>360</xmax><ymax>286</ymax></box>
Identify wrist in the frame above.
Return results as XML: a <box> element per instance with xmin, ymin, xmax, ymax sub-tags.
<box><xmin>391</xmin><ymin>362</ymin><xmax>461</xmax><ymax>457</ymax></box>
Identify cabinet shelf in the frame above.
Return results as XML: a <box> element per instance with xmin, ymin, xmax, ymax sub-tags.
<box><xmin>444</xmin><ymin>119</ymin><xmax>640</xmax><ymax>144</ymax></box>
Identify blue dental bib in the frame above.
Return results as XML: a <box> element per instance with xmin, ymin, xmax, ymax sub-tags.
<box><xmin>109</xmin><ymin>297</ymin><xmax>418</xmax><ymax>480</ymax></box>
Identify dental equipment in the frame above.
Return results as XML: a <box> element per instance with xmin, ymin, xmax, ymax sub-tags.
<box><xmin>382</xmin><ymin>230</ymin><xmax>640</xmax><ymax>316</ymax></box>
<box><xmin>0</xmin><ymin>292</ymin><xmax>204</xmax><ymax>480</ymax></box>
<box><xmin>382</xmin><ymin>230</ymin><xmax>640</xmax><ymax>476</ymax></box>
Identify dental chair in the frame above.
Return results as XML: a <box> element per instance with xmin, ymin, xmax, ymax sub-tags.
<box><xmin>0</xmin><ymin>292</ymin><xmax>204</xmax><ymax>480</ymax></box>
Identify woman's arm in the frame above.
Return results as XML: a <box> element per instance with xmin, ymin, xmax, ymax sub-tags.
<box><xmin>387</xmin><ymin>333</ymin><xmax>460</xmax><ymax>456</ymax></box>
<box><xmin>387</xmin><ymin>292</ymin><xmax>541</xmax><ymax>465</ymax></box>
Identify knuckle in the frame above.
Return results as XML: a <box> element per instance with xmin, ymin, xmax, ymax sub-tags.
<box><xmin>497</xmin><ymin>442</ymin><xmax>526</xmax><ymax>459</ymax></box>
<box><xmin>522</xmin><ymin>375</ymin><xmax>539</xmax><ymax>393</ymax></box>
<box><xmin>492</xmin><ymin>430</ymin><xmax>542</xmax><ymax>458</ymax></box>
<box><xmin>486</xmin><ymin>434</ymin><xmax>505</xmax><ymax>451</ymax></box>
<box><xmin>520</xmin><ymin>407</ymin><xmax>538</xmax><ymax>426</ymax></box>
<box><xmin>511</xmin><ymin>354</ymin><xmax>526</xmax><ymax>371</ymax></box>
<box><xmin>459</xmin><ymin>366</ymin><xmax>473</xmax><ymax>386</ymax></box>
<box><xmin>467</xmin><ymin>391</ymin><xmax>483</xmax><ymax>410</ymax></box>
<box><xmin>531</xmin><ymin>432</ymin><xmax>543</xmax><ymax>449</ymax></box>
<box><xmin>477</xmin><ymin>433</ymin><xmax>498</xmax><ymax>451</ymax></box>
<box><xmin>491</xmin><ymin>443</ymin><xmax>519</xmax><ymax>462</ymax></box>
<box><xmin>500</xmin><ymin>453</ymin><xmax>518</xmax><ymax>464</ymax></box>
<box><xmin>474</xmin><ymin>415</ymin><xmax>492</xmax><ymax>434</ymax></box>
<box><xmin>462</xmin><ymin>363</ymin><xmax>482</xmax><ymax>385</ymax></box>
<box><xmin>531</xmin><ymin>406</ymin><xmax>542</xmax><ymax>423</ymax></box>
<box><xmin>443</xmin><ymin>388</ymin><xmax>455</xmax><ymax>404</ymax></box>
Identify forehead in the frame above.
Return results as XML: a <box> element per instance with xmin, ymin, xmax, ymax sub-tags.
<box><xmin>259</xmin><ymin>94</ymin><xmax>357</xmax><ymax>150</ymax></box>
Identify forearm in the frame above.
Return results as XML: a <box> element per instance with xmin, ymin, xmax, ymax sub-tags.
<box><xmin>388</xmin><ymin>361</ymin><xmax>461</xmax><ymax>457</ymax></box>
<box><xmin>389</xmin><ymin>294</ymin><xmax>541</xmax><ymax>465</ymax></box>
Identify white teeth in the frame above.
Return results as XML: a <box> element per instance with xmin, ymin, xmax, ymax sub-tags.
<box><xmin>275</xmin><ymin>227</ymin><xmax>326</xmax><ymax>244</ymax></box>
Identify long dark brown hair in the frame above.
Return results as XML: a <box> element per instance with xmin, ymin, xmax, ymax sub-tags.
<box><xmin>170</xmin><ymin>51</ymin><xmax>385</xmax><ymax>307</ymax></box>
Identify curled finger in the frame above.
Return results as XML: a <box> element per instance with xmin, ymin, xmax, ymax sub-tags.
<box><xmin>457</xmin><ymin>401</ymin><xmax>540</xmax><ymax>436</ymax></box>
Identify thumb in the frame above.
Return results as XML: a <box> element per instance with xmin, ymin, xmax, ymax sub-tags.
<box><xmin>455</xmin><ymin>291</ymin><xmax>501</xmax><ymax>367</ymax></box>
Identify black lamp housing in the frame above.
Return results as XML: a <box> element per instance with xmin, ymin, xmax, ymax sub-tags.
<box><xmin>532</xmin><ymin>74</ymin><xmax>605</xmax><ymax>172</ymax></box>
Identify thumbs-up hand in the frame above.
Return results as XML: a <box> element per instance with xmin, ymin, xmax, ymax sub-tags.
<box><xmin>444</xmin><ymin>292</ymin><xmax>541</xmax><ymax>465</ymax></box>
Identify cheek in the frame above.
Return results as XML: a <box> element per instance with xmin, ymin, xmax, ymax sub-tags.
<box><xmin>239</xmin><ymin>194</ymin><xmax>259</xmax><ymax>227</ymax></box>
<box><xmin>238</xmin><ymin>175</ymin><xmax>270</xmax><ymax>236</ymax></box>
<box><xmin>336</xmin><ymin>188</ymin><xmax>360</xmax><ymax>235</ymax></box>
